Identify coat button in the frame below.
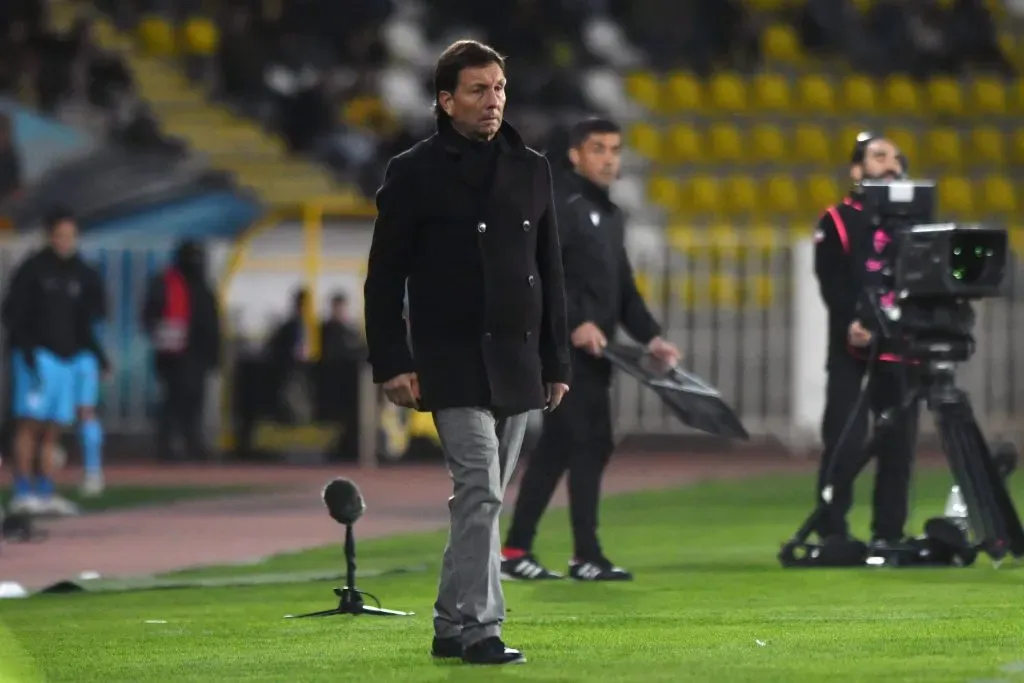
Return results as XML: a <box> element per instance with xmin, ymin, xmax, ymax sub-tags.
<box><xmin>525</xmin><ymin>331</ymin><xmax>532</xmax><ymax>341</ymax></box>
<box><xmin>483</xmin><ymin>332</ymin><xmax>492</xmax><ymax>341</ymax></box>
<box><xmin>477</xmin><ymin>222</ymin><xmax>487</xmax><ymax>233</ymax></box>
<box><xmin>522</xmin><ymin>220</ymin><xmax>530</xmax><ymax>231</ymax></box>
<box><xmin>528</xmin><ymin>275</ymin><xmax>535</xmax><ymax>287</ymax></box>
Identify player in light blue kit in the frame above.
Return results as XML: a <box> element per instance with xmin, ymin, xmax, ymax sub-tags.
<box><xmin>71</xmin><ymin>257</ymin><xmax>109</xmax><ymax>497</ymax></box>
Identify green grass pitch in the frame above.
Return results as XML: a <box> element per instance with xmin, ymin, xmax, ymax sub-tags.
<box><xmin>2</xmin><ymin>468</ymin><xmax>1023</xmax><ymax>682</ymax></box>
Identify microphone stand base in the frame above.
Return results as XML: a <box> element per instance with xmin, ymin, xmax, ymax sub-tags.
<box><xmin>285</xmin><ymin>587</ymin><xmax>415</xmax><ymax>619</ymax></box>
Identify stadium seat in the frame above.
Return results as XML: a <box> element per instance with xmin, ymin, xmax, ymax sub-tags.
<box><xmin>708</xmin><ymin>123</ymin><xmax>744</xmax><ymax>163</ymax></box>
<box><xmin>806</xmin><ymin>174</ymin><xmax>841</xmax><ymax>212</ymax></box>
<box><xmin>976</xmin><ymin>175</ymin><xmax>1017</xmax><ymax>215</ymax></box>
<box><xmin>840</xmin><ymin>75</ymin><xmax>878</xmax><ymax>115</ymax></box>
<box><xmin>627</xmin><ymin>122</ymin><xmax>662</xmax><ymax>162</ymax></box>
<box><xmin>625</xmin><ymin>71</ymin><xmax>661</xmax><ymax>111</ymax></box>
<box><xmin>923</xmin><ymin>127</ymin><xmax>962</xmax><ymax>170</ymax></box>
<box><xmin>664</xmin><ymin>72</ymin><xmax>703</xmax><ymax>112</ymax></box>
<box><xmin>1012</xmin><ymin>78</ymin><xmax>1024</xmax><ymax>116</ymax></box>
<box><xmin>793</xmin><ymin>123</ymin><xmax>832</xmax><ymax>166</ymax></box>
<box><xmin>967</xmin><ymin>126</ymin><xmax>1006</xmax><ymax>168</ymax></box>
<box><xmin>748</xmin><ymin>0</ymin><xmax>789</xmax><ymax>11</ymax></box>
<box><xmin>852</xmin><ymin>0</ymin><xmax>873</xmax><ymax>12</ymax></box>
<box><xmin>137</xmin><ymin>15</ymin><xmax>176</xmax><ymax>57</ymax></box>
<box><xmin>665</xmin><ymin>123</ymin><xmax>703</xmax><ymax>164</ymax></box>
<box><xmin>795</xmin><ymin>74</ymin><xmax>836</xmax><ymax>113</ymax></box>
<box><xmin>762</xmin><ymin>175</ymin><xmax>801</xmax><ymax>216</ymax></box>
<box><xmin>886</xmin><ymin>127</ymin><xmax>918</xmax><ymax>167</ymax></box>
<box><xmin>708</xmin><ymin>72</ymin><xmax>748</xmax><ymax>112</ymax></box>
<box><xmin>969</xmin><ymin>76</ymin><xmax>1008</xmax><ymax>116</ymax></box>
<box><xmin>837</xmin><ymin>124</ymin><xmax>871</xmax><ymax>162</ymax></box>
<box><xmin>749</xmin><ymin>124</ymin><xmax>786</xmax><ymax>163</ymax></box>
<box><xmin>182</xmin><ymin>16</ymin><xmax>219</xmax><ymax>56</ymax></box>
<box><xmin>688</xmin><ymin>175</ymin><xmax>723</xmax><ymax>216</ymax></box>
<box><xmin>722</xmin><ymin>175</ymin><xmax>760</xmax><ymax>217</ymax></box>
<box><xmin>938</xmin><ymin>176</ymin><xmax>974</xmax><ymax>216</ymax></box>
<box><xmin>762</xmin><ymin>24</ymin><xmax>803</xmax><ymax>64</ymax></box>
<box><xmin>926</xmin><ymin>77</ymin><xmax>963</xmax><ymax>116</ymax></box>
<box><xmin>648</xmin><ymin>175</ymin><xmax>681</xmax><ymax>213</ymax></box>
<box><xmin>1011</xmin><ymin>129</ymin><xmax>1024</xmax><ymax>164</ymax></box>
<box><xmin>751</xmin><ymin>72</ymin><xmax>792</xmax><ymax>112</ymax></box>
<box><xmin>882</xmin><ymin>75</ymin><xmax>920</xmax><ymax>115</ymax></box>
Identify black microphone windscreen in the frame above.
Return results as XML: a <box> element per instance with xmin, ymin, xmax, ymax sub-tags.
<box><xmin>322</xmin><ymin>478</ymin><xmax>366</xmax><ymax>526</ymax></box>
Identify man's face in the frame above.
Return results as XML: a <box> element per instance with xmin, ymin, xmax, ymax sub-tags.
<box><xmin>440</xmin><ymin>62</ymin><xmax>506</xmax><ymax>141</ymax></box>
<box><xmin>50</xmin><ymin>220</ymin><xmax>77</xmax><ymax>258</ymax></box>
<box><xmin>569</xmin><ymin>132</ymin><xmax>622</xmax><ymax>188</ymax></box>
<box><xmin>331</xmin><ymin>301</ymin><xmax>348</xmax><ymax>321</ymax></box>
<box><xmin>852</xmin><ymin>139</ymin><xmax>903</xmax><ymax>183</ymax></box>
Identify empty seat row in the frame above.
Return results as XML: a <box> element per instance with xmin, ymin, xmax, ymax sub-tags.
<box><xmin>633</xmin><ymin>272</ymin><xmax>778</xmax><ymax>309</ymax></box>
<box><xmin>629</xmin><ymin>121</ymin><xmax>1024</xmax><ymax>169</ymax></box>
<box><xmin>625</xmin><ymin>71</ymin><xmax>1022</xmax><ymax>117</ymax></box>
<box><xmin>648</xmin><ymin>174</ymin><xmax>1020</xmax><ymax>218</ymax></box>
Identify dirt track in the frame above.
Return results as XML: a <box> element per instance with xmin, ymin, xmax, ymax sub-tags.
<box><xmin>0</xmin><ymin>452</ymin><xmax>813</xmax><ymax>590</ymax></box>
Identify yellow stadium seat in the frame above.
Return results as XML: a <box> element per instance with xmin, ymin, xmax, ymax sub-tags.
<box><xmin>938</xmin><ymin>176</ymin><xmax>974</xmax><ymax>216</ymax></box>
<box><xmin>665</xmin><ymin>123</ymin><xmax>703</xmax><ymax>164</ymax></box>
<box><xmin>627</xmin><ymin>122</ymin><xmax>662</xmax><ymax>162</ymax></box>
<box><xmin>840</xmin><ymin>75</ymin><xmax>878</xmax><ymax>115</ymax></box>
<box><xmin>923</xmin><ymin>127</ymin><xmax>962</xmax><ymax>170</ymax></box>
<box><xmin>722</xmin><ymin>175</ymin><xmax>760</xmax><ymax>217</ymax></box>
<box><xmin>664</xmin><ymin>72</ymin><xmax>703</xmax><ymax>112</ymax></box>
<box><xmin>886</xmin><ymin>127</ymin><xmax>918</xmax><ymax>167</ymax></box>
<box><xmin>751</xmin><ymin>73</ymin><xmax>792</xmax><ymax>112</ymax></box>
<box><xmin>762</xmin><ymin>23</ymin><xmax>803</xmax><ymax>64</ymax></box>
<box><xmin>968</xmin><ymin>126</ymin><xmax>1006</xmax><ymax>167</ymax></box>
<box><xmin>1011</xmin><ymin>130</ymin><xmax>1024</xmax><ymax>164</ymax></box>
<box><xmin>748</xmin><ymin>0</ymin><xmax>789</xmax><ymax>10</ymax></box>
<box><xmin>882</xmin><ymin>75</ymin><xmax>920</xmax><ymax>115</ymax></box>
<box><xmin>852</xmin><ymin>0</ymin><xmax>873</xmax><ymax>12</ymax></box>
<box><xmin>796</xmin><ymin>74</ymin><xmax>836</xmax><ymax>113</ymax></box>
<box><xmin>708</xmin><ymin>123</ymin><xmax>744</xmax><ymax>163</ymax></box>
<box><xmin>969</xmin><ymin>76</ymin><xmax>1008</xmax><ymax>116</ymax></box>
<box><xmin>806</xmin><ymin>174</ymin><xmax>841</xmax><ymax>213</ymax></box>
<box><xmin>648</xmin><ymin>175</ymin><xmax>681</xmax><ymax>212</ymax></box>
<box><xmin>625</xmin><ymin>71</ymin><xmax>661</xmax><ymax>111</ymax></box>
<box><xmin>976</xmin><ymin>175</ymin><xmax>1017</xmax><ymax>215</ymax></box>
<box><xmin>762</xmin><ymin>175</ymin><xmax>801</xmax><ymax>216</ymax></box>
<box><xmin>137</xmin><ymin>15</ymin><xmax>176</xmax><ymax>57</ymax></box>
<box><xmin>708</xmin><ymin>72</ymin><xmax>748</xmax><ymax>112</ymax></box>
<box><xmin>793</xmin><ymin>123</ymin><xmax>832</xmax><ymax>166</ymax></box>
<box><xmin>926</xmin><ymin>77</ymin><xmax>964</xmax><ymax>116</ymax></box>
<box><xmin>1012</xmin><ymin>79</ymin><xmax>1024</xmax><ymax>116</ymax></box>
<box><xmin>688</xmin><ymin>175</ymin><xmax>723</xmax><ymax>216</ymax></box>
<box><xmin>750</xmin><ymin>124</ymin><xmax>786</xmax><ymax>163</ymax></box>
<box><xmin>706</xmin><ymin>224</ymin><xmax>742</xmax><ymax>259</ymax></box>
<box><xmin>182</xmin><ymin>16</ymin><xmax>219</xmax><ymax>56</ymax></box>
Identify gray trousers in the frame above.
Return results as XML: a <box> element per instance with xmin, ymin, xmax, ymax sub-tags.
<box><xmin>432</xmin><ymin>408</ymin><xmax>529</xmax><ymax>646</ymax></box>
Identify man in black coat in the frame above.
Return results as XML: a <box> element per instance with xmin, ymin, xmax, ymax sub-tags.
<box><xmin>501</xmin><ymin>117</ymin><xmax>681</xmax><ymax>582</ymax></box>
<box><xmin>363</xmin><ymin>39</ymin><xmax>572</xmax><ymax>666</ymax></box>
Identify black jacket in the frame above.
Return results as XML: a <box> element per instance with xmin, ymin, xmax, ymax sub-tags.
<box><xmin>1</xmin><ymin>247</ymin><xmax>105</xmax><ymax>363</ymax></box>
<box><xmin>813</xmin><ymin>194</ymin><xmax>902</xmax><ymax>365</ymax></box>
<box><xmin>557</xmin><ymin>172</ymin><xmax>660</xmax><ymax>373</ymax></box>
<box><xmin>363</xmin><ymin>118</ymin><xmax>572</xmax><ymax>414</ymax></box>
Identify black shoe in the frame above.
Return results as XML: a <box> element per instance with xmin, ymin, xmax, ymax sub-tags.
<box><xmin>462</xmin><ymin>636</ymin><xmax>525</xmax><ymax>665</ymax></box>
<box><xmin>431</xmin><ymin>636</ymin><xmax>462</xmax><ymax>659</ymax></box>
<box><xmin>569</xmin><ymin>557</ymin><xmax>633</xmax><ymax>581</ymax></box>
<box><xmin>500</xmin><ymin>552</ymin><xmax>564</xmax><ymax>581</ymax></box>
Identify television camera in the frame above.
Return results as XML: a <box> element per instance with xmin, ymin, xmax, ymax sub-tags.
<box><xmin>779</xmin><ymin>179</ymin><xmax>1024</xmax><ymax>568</ymax></box>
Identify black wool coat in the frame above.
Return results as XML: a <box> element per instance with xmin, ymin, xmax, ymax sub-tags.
<box><xmin>363</xmin><ymin>118</ymin><xmax>572</xmax><ymax>415</ymax></box>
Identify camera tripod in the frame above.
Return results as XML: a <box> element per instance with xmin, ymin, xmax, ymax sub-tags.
<box><xmin>780</xmin><ymin>360</ymin><xmax>1024</xmax><ymax>566</ymax></box>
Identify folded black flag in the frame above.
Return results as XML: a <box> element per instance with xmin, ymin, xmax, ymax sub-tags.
<box><xmin>602</xmin><ymin>343</ymin><xmax>750</xmax><ymax>441</ymax></box>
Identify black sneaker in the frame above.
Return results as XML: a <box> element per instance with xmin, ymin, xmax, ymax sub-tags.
<box><xmin>569</xmin><ymin>557</ymin><xmax>633</xmax><ymax>581</ymax></box>
<box><xmin>500</xmin><ymin>553</ymin><xmax>564</xmax><ymax>580</ymax></box>
<box><xmin>462</xmin><ymin>636</ymin><xmax>525</xmax><ymax>665</ymax></box>
<box><xmin>431</xmin><ymin>636</ymin><xmax>462</xmax><ymax>659</ymax></box>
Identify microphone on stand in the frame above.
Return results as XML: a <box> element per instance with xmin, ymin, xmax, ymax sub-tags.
<box><xmin>285</xmin><ymin>478</ymin><xmax>413</xmax><ymax>619</ymax></box>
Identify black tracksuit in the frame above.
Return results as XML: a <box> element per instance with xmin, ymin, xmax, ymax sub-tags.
<box><xmin>505</xmin><ymin>172</ymin><xmax>661</xmax><ymax>562</ymax></box>
<box><xmin>813</xmin><ymin>194</ymin><xmax>918</xmax><ymax>543</ymax></box>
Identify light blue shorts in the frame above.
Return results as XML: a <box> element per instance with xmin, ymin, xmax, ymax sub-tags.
<box><xmin>73</xmin><ymin>351</ymin><xmax>101</xmax><ymax>408</ymax></box>
<box><xmin>12</xmin><ymin>348</ymin><xmax>76</xmax><ymax>426</ymax></box>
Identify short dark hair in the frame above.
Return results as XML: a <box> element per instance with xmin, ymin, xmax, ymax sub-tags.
<box><xmin>330</xmin><ymin>292</ymin><xmax>348</xmax><ymax>307</ymax></box>
<box><xmin>433</xmin><ymin>40</ymin><xmax>506</xmax><ymax>123</ymax></box>
<box><xmin>44</xmin><ymin>207</ymin><xmax>76</xmax><ymax>233</ymax></box>
<box><xmin>568</xmin><ymin>117</ymin><xmax>621</xmax><ymax>149</ymax></box>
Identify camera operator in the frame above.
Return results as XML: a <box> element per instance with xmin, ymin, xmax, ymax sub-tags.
<box><xmin>812</xmin><ymin>133</ymin><xmax>919</xmax><ymax>553</ymax></box>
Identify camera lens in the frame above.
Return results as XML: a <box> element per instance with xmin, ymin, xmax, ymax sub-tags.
<box><xmin>949</xmin><ymin>235</ymin><xmax>998</xmax><ymax>282</ymax></box>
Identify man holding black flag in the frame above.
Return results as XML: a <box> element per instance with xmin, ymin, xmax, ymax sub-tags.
<box><xmin>501</xmin><ymin>117</ymin><xmax>681</xmax><ymax>582</ymax></box>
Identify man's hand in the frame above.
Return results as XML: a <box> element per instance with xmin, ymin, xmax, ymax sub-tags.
<box><xmin>571</xmin><ymin>322</ymin><xmax>607</xmax><ymax>357</ymax></box>
<box><xmin>382</xmin><ymin>372</ymin><xmax>420</xmax><ymax>409</ymax></box>
<box><xmin>847</xmin><ymin>320</ymin><xmax>873</xmax><ymax>348</ymax></box>
<box><xmin>545</xmin><ymin>382</ymin><xmax>569</xmax><ymax>412</ymax></box>
<box><xmin>648</xmin><ymin>336</ymin><xmax>682</xmax><ymax>367</ymax></box>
